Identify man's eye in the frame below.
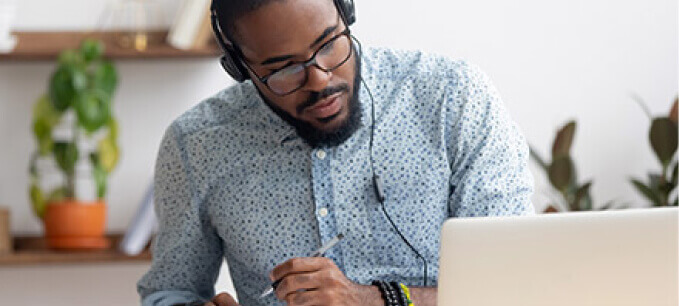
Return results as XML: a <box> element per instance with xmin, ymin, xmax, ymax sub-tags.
<box><xmin>276</xmin><ymin>64</ymin><xmax>305</xmax><ymax>77</ymax></box>
<box><xmin>268</xmin><ymin>62</ymin><xmax>292</xmax><ymax>73</ymax></box>
<box><xmin>320</xmin><ymin>40</ymin><xmax>335</xmax><ymax>54</ymax></box>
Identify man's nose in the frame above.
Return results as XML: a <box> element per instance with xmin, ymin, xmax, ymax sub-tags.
<box><xmin>303</xmin><ymin>65</ymin><xmax>331</xmax><ymax>92</ymax></box>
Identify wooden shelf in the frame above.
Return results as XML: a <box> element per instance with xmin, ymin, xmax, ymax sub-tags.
<box><xmin>0</xmin><ymin>31</ymin><xmax>221</xmax><ymax>61</ymax></box>
<box><xmin>0</xmin><ymin>233</ymin><xmax>152</xmax><ymax>266</ymax></box>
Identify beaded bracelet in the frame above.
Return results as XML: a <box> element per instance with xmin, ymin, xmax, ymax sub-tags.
<box><xmin>372</xmin><ymin>280</ymin><xmax>403</xmax><ymax>306</ymax></box>
<box><xmin>389</xmin><ymin>282</ymin><xmax>408</xmax><ymax>306</ymax></box>
<box><xmin>399</xmin><ymin>283</ymin><xmax>415</xmax><ymax>306</ymax></box>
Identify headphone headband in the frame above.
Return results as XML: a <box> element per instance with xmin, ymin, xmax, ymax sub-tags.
<box><xmin>210</xmin><ymin>0</ymin><xmax>356</xmax><ymax>82</ymax></box>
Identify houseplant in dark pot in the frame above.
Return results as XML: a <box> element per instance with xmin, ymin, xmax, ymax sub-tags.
<box><xmin>29</xmin><ymin>39</ymin><xmax>120</xmax><ymax>250</ymax></box>
<box><xmin>530</xmin><ymin>120</ymin><xmax>620</xmax><ymax>212</ymax></box>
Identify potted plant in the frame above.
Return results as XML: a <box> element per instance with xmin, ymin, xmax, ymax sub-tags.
<box><xmin>28</xmin><ymin>39</ymin><xmax>120</xmax><ymax>249</ymax></box>
<box><xmin>630</xmin><ymin>96</ymin><xmax>678</xmax><ymax>206</ymax></box>
<box><xmin>530</xmin><ymin>120</ymin><xmax>618</xmax><ymax>212</ymax></box>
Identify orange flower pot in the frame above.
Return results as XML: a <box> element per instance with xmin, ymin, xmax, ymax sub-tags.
<box><xmin>43</xmin><ymin>199</ymin><xmax>110</xmax><ymax>250</ymax></box>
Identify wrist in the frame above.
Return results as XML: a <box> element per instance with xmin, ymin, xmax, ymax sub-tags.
<box><xmin>357</xmin><ymin>284</ymin><xmax>385</xmax><ymax>306</ymax></box>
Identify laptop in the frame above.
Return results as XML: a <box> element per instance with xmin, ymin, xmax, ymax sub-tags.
<box><xmin>437</xmin><ymin>207</ymin><xmax>678</xmax><ymax>306</ymax></box>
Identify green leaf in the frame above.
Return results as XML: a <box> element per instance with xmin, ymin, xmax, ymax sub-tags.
<box><xmin>649</xmin><ymin>118</ymin><xmax>678</xmax><ymax>166</ymax></box>
<box><xmin>58</xmin><ymin>50</ymin><xmax>83</xmax><ymax>66</ymax></box>
<box><xmin>92</xmin><ymin>60</ymin><xmax>118</xmax><ymax>98</ymax></box>
<box><xmin>573</xmin><ymin>181</ymin><xmax>592</xmax><ymax>211</ymax></box>
<box><xmin>29</xmin><ymin>153</ymin><xmax>39</xmax><ymax>178</ymax></box>
<box><xmin>29</xmin><ymin>183</ymin><xmax>47</xmax><ymax>219</ymax></box>
<box><xmin>631</xmin><ymin>179</ymin><xmax>663</xmax><ymax>206</ymax></box>
<box><xmin>648</xmin><ymin>173</ymin><xmax>662</xmax><ymax>190</ymax></box>
<box><xmin>33</xmin><ymin>95</ymin><xmax>62</xmax><ymax>126</ymax></box>
<box><xmin>89</xmin><ymin>152</ymin><xmax>98</xmax><ymax>165</ymax></box>
<box><xmin>49</xmin><ymin>66</ymin><xmax>87</xmax><ymax>111</ymax></box>
<box><xmin>90</xmin><ymin>154</ymin><xmax>108</xmax><ymax>199</ymax></box>
<box><xmin>53</xmin><ymin>142</ymin><xmax>79</xmax><ymax>175</ymax></box>
<box><xmin>94</xmin><ymin>165</ymin><xmax>107</xmax><ymax>199</ymax></box>
<box><xmin>580</xmin><ymin>193</ymin><xmax>593</xmax><ymax>211</ymax></box>
<box><xmin>32</xmin><ymin>96</ymin><xmax>60</xmax><ymax>155</ymax></box>
<box><xmin>529</xmin><ymin>145</ymin><xmax>548</xmax><ymax>171</ymax></box>
<box><xmin>107</xmin><ymin>117</ymin><xmax>119</xmax><ymax>141</ymax></box>
<box><xmin>98</xmin><ymin>136</ymin><xmax>119</xmax><ymax>173</ymax></box>
<box><xmin>74</xmin><ymin>90</ymin><xmax>111</xmax><ymax>133</ymax></box>
<box><xmin>549</xmin><ymin>155</ymin><xmax>573</xmax><ymax>191</ymax></box>
<box><xmin>552</xmin><ymin>121</ymin><xmax>576</xmax><ymax>159</ymax></box>
<box><xmin>659</xmin><ymin>181</ymin><xmax>674</xmax><ymax>202</ymax></box>
<box><xmin>80</xmin><ymin>39</ymin><xmax>104</xmax><ymax>62</ymax></box>
<box><xmin>33</xmin><ymin>119</ymin><xmax>53</xmax><ymax>156</ymax></box>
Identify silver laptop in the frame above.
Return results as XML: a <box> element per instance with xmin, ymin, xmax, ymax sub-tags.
<box><xmin>438</xmin><ymin>207</ymin><xmax>678</xmax><ymax>306</ymax></box>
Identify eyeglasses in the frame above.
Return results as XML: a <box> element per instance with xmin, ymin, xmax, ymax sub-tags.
<box><xmin>243</xmin><ymin>28</ymin><xmax>354</xmax><ymax>96</ymax></box>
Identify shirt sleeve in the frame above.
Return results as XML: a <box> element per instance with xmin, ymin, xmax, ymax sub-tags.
<box><xmin>137</xmin><ymin>124</ymin><xmax>224</xmax><ymax>305</ymax></box>
<box><xmin>445</xmin><ymin>62</ymin><xmax>535</xmax><ymax>217</ymax></box>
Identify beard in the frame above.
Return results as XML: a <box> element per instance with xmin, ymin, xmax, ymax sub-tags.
<box><xmin>256</xmin><ymin>55</ymin><xmax>363</xmax><ymax>148</ymax></box>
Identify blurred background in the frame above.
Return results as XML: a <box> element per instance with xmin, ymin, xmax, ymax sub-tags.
<box><xmin>0</xmin><ymin>0</ymin><xmax>676</xmax><ymax>305</ymax></box>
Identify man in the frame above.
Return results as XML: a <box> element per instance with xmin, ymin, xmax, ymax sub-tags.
<box><xmin>138</xmin><ymin>0</ymin><xmax>534</xmax><ymax>305</ymax></box>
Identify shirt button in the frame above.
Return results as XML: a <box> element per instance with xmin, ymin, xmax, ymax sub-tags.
<box><xmin>316</xmin><ymin>150</ymin><xmax>326</xmax><ymax>160</ymax></box>
<box><xmin>319</xmin><ymin>208</ymin><xmax>329</xmax><ymax>217</ymax></box>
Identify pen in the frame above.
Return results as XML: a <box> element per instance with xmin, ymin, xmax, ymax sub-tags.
<box><xmin>259</xmin><ymin>233</ymin><xmax>345</xmax><ymax>298</ymax></box>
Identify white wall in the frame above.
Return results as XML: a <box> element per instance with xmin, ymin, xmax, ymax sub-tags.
<box><xmin>0</xmin><ymin>0</ymin><xmax>677</xmax><ymax>302</ymax></box>
<box><xmin>2</xmin><ymin>0</ymin><xmax>676</xmax><ymax>233</ymax></box>
<box><xmin>351</xmin><ymin>0</ymin><xmax>679</xmax><ymax>210</ymax></box>
<box><xmin>3</xmin><ymin>0</ymin><xmax>677</xmax><ymax>233</ymax></box>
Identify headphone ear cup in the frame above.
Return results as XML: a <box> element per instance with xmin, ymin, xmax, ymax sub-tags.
<box><xmin>220</xmin><ymin>52</ymin><xmax>248</xmax><ymax>83</ymax></box>
<box><xmin>335</xmin><ymin>0</ymin><xmax>356</xmax><ymax>25</ymax></box>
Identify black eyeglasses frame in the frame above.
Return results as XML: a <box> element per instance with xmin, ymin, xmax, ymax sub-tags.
<box><xmin>239</xmin><ymin>28</ymin><xmax>355</xmax><ymax>96</ymax></box>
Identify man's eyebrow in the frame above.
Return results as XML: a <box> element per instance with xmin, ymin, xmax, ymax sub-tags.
<box><xmin>259</xmin><ymin>24</ymin><xmax>339</xmax><ymax>66</ymax></box>
<box><xmin>260</xmin><ymin>54</ymin><xmax>295</xmax><ymax>66</ymax></box>
<box><xmin>309</xmin><ymin>24</ymin><xmax>338</xmax><ymax>48</ymax></box>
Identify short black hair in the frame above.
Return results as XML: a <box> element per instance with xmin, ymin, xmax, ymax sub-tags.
<box><xmin>211</xmin><ymin>0</ymin><xmax>285</xmax><ymax>43</ymax></box>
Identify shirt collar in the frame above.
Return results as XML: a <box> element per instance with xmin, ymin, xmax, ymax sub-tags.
<box><xmin>240</xmin><ymin>82</ymin><xmax>298</xmax><ymax>145</ymax></box>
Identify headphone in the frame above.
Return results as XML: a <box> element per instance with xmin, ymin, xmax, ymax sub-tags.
<box><xmin>210</xmin><ymin>0</ymin><xmax>356</xmax><ymax>82</ymax></box>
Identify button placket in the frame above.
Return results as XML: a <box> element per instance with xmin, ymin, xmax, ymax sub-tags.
<box><xmin>311</xmin><ymin>148</ymin><xmax>336</xmax><ymax>256</ymax></box>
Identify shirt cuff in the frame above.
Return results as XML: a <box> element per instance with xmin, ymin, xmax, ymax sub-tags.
<box><xmin>141</xmin><ymin>290</ymin><xmax>207</xmax><ymax>306</ymax></box>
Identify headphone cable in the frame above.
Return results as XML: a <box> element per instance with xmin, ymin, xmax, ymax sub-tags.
<box><xmin>359</xmin><ymin>58</ymin><xmax>428</xmax><ymax>287</ymax></box>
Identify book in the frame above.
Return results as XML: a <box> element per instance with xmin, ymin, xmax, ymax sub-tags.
<box><xmin>119</xmin><ymin>182</ymin><xmax>157</xmax><ymax>256</ymax></box>
<box><xmin>167</xmin><ymin>0</ymin><xmax>212</xmax><ymax>50</ymax></box>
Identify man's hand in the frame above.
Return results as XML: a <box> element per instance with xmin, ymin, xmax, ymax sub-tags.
<box><xmin>270</xmin><ymin>257</ymin><xmax>383</xmax><ymax>306</ymax></box>
<box><xmin>204</xmin><ymin>292</ymin><xmax>240</xmax><ymax>306</ymax></box>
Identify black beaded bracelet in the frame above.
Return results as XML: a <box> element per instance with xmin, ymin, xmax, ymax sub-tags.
<box><xmin>390</xmin><ymin>281</ymin><xmax>409</xmax><ymax>306</ymax></box>
<box><xmin>372</xmin><ymin>280</ymin><xmax>405</xmax><ymax>306</ymax></box>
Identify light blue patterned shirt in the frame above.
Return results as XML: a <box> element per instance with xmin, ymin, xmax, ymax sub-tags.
<box><xmin>138</xmin><ymin>47</ymin><xmax>534</xmax><ymax>306</ymax></box>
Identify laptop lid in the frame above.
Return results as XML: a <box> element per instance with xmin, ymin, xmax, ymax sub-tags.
<box><xmin>437</xmin><ymin>208</ymin><xmax>678</xmax><ymax>306</ymax></box>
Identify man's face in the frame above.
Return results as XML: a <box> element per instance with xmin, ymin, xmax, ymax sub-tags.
<box><xmin>233</xmin><ymin>0</ymin><xmax>360</xmax><ymax>145</ymax></box>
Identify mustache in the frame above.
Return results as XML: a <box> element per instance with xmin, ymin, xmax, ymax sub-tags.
<box><xmin>296</xmin><ymin>83</ymin><xmax>350</xmax><ymax>115</ymax></box>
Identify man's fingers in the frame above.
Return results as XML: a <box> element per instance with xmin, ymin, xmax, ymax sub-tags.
<box><xmin>284</xmin><ymin>289</ymin><xmax>324</xmax><ymax>306</ymax></box>
<box><xmin>211</xmin><ymin>292</ymin><xmax>239</xmax><ymax>306</ymax></box>
<box><xmin>274</xmin><ymin>270</ymin><xmax>323</xmax><ymax>300</ymax></box>
<box><xmin>270</xmin><ymin>257</ymin><xmax>333</xmax><ymax>281</ymax></box>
